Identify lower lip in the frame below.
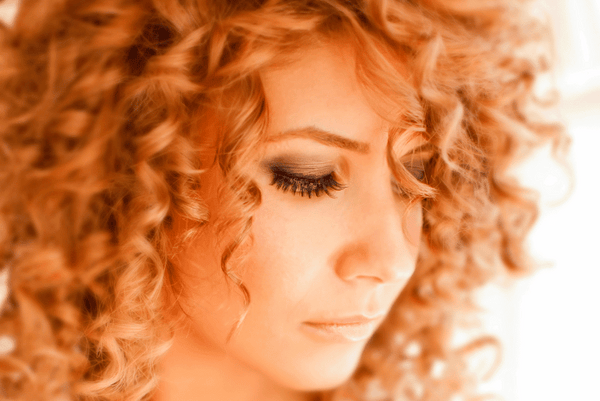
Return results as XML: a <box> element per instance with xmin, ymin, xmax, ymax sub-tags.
<box><xmin>301</xmin><ymin>321</ymin><xmax>378</xmax><ymax>342</ymax></box>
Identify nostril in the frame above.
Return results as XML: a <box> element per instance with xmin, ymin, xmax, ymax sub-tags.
<box><xmin>333</xmin><ymin>243</ymin><xmax>416</xmax><ymax>285</ymax></box>
<box><xmin>371</xmin><ymin>263</ymin><xmax>414</xmax><ymax>285</ymax></box>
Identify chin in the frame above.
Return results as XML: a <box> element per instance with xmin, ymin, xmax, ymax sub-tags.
<box><xmin>269</xmin><ymin>343</ymin><xmax>365</xmax><ymax>392</ymax></box>
<box><xmin>301</xmin><ymin>370</ymin><xmax>355</xmax><ymax>392</ymax></box>
<box><xmin>276</xmin><ymin>369</ymin><xmax>354</xmax><ymax>393</ymax></box>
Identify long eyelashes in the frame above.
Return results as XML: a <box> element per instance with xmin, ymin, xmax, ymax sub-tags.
<box><xmin>391</xmin><ymin>160</ymin><xmax>430</xmax><ymax>198</ymax></box>
<box><xmin>268</xmin><ymin>160</ymin><xmax>429</xmax><ymax>199</ymax></box>
<box><xmin>269</xmin><ymin>169</ymin><xmax>346</xmax><ymax>198</ymax></box>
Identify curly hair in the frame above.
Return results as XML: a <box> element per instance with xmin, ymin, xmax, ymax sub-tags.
<box><xmin>0</xmin><ymin>0</ymin><xmax>568</xmax><ymax>400</ymax></box>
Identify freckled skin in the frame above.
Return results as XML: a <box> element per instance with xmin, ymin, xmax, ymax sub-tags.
<box><xmin>155</xmin><ymin>42</ymin><xmax>423</xmax><ymax>401</ymax></box>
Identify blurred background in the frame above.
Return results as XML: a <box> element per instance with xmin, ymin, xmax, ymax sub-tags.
<box><xmin>476</xmin><ymin>1</ymin><xmax>600</xmax><ymax>401</ymax></box>
<box><xmin>1</xmin><ymin>0</ymin><xmax>599</xmax><ymax>400</ymax></box>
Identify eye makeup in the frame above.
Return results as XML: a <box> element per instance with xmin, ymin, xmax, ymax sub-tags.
<box><xmin>262</xmin><ymin>156</ymin><xmax>346</xmax><ymax>198</ymax></box>
<box><xmin>391</xmin><ymin>150</ymin><xmax>434</xmax><ymax>197</ymax></box>
<box><xmin>400</xmin><ymin>145</ymin><xmax>434</xmax><ymax>182</ymax></box>
<box><xmin>260</xmin><ymin>144</ymin><xmax>434</xmax><ymax>200</ymax></box>
<box><xmin>402</xmin><ymin>157</ymin><xmax>428</xmax><ymax>182</ymax></box>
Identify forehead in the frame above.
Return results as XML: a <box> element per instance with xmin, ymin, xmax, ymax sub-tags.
<box><xmin>259</xmin><ymin>42</ymin><xmax>387</xmax><ymax>145</ymax></box>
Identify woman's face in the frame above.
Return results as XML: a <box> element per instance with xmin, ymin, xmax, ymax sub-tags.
<box><xmin>167</xmin><ymin>42</ymin><xmax>423</xmax><ymax>391</ymax></box>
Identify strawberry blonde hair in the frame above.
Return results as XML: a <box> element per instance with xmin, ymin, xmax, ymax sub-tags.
<box><xmin>0</xmin><ymin>0</ymin><xmax>567</xmax><ymax>400</ymax></box>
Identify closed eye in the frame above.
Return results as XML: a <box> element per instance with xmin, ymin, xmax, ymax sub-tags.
<box><xmin>403</xmin><ymin>159</ymin><xmax>427</xmax><ymax>182</ymax></box>
<box><xmin>391</xmin><ymin>151</ymin><xmax>433</xmax><ymax>197</ymax></box>
<box><xmin>269</xmin><ymin>168</ymin><xmax>346</xmax><ymax>198</ymax></box>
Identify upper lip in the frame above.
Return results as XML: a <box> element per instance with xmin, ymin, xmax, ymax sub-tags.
<box><xmin>306</xmin><ymin>313</ymin><xmax>386</xmax><ymax>325</ymax></box>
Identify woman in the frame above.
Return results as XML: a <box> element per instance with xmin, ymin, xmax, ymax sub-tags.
<box><xmin>0</xmin><ymin>0</ymin><xmax>567</xmax><ymax>400</ymax></box>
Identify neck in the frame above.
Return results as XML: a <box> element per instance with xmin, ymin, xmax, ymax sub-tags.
<box><xmin>153</xmin><ymin>326</ymin><xmax>319</xmax><ymax>401</ymax></box>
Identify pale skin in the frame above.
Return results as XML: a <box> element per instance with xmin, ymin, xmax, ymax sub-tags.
<box><xmin>154</xmin><ymin>41</ymin><xmax>425</xmax><ymax>401</ymax></box>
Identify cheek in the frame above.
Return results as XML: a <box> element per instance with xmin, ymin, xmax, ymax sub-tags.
<box><xmin>405</xmin><ymin>202</ymin><xmax>423</xmax><ymax>255</ymax></box>
<box><xmin>167</xmin><ymin>214</ymin><xmax>248</xmax><ymax>345</ymax></box>
<box><xmin>227</xmin><ymin>197</ymin><xmax>366</xmax><ymax>388</ymax></box>
<box><xmin>240</xmin><ymin>197</ymin><xmax>326</xmax><ymax>314</ymax></box>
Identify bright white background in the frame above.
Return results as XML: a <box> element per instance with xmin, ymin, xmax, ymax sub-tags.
<box><xmin>477</xmin><ymin>1</ymin><xmax>600</xmax><ymax>400</ymax></box>
<box><xmin>1</xmin><ymin>0</ymin><xmax>599</xmax><ymax>400</ymax></box>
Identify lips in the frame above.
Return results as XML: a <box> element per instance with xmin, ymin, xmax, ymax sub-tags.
<box><xmin>302</xmin><ymin>313</ymin><xmax>385</xmax><ymax>342</ymax></box>
<box><xmin>309</xmin><ymin>314</ymin><xmax>384</xmax><ymax>325</ymax></box>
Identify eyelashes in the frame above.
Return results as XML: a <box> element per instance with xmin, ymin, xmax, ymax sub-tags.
<box><xmin>403</xmin><ymin>160</ymin><xmax>427</xmax><ymax>182</ymax></box>
<box><xmin>269</xmin><ymin>167</ymin><xmax>345</xmax><ymax>198</ymax></box>
<box><xmin>268</xmin><ymin>160</ymin><xmax>429</xmax><ymax>199</ymax></box>
<box><xmin>391</xmin><ymin>163</ymin><xmax>427</xmax><ymax>198</ymax></box>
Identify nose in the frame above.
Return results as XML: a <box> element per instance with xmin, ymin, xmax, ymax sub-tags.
<box><xmin>333</xmin><ymin>182</ymin><xmax>421</xmax><ymax>285</ymax></box>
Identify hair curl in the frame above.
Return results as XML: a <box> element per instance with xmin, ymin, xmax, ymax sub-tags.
<box><xmin>0</xmin><ymin>0</ymin><xmax>568</xmax><ymax>400</ymax></box>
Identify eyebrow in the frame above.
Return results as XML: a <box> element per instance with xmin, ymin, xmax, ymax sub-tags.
<box><xmin>267</xmin><ymin>126</ymin><xmax>371</xmax><ymax>154</ymax></box>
